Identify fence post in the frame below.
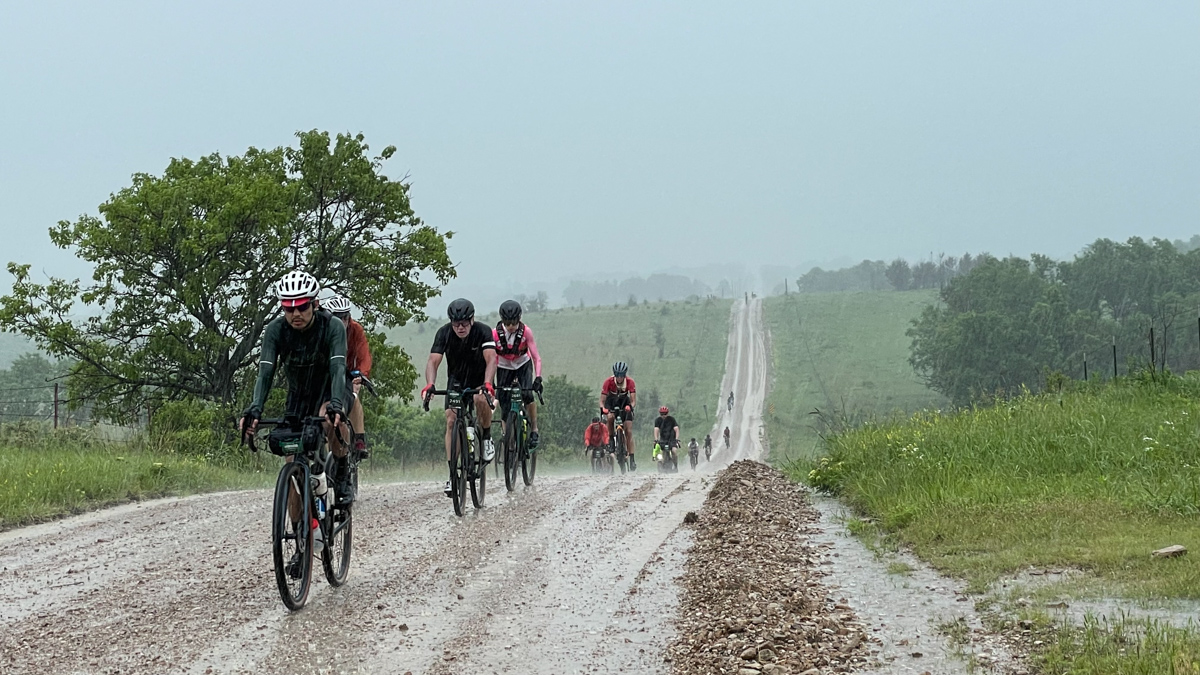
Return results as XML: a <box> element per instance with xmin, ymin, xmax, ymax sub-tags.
<box><xmin>53</xmin><ymin>383</ymin><xmax>59</xmax><ymax>429</ymax></box>
<box><xmin>1113</xmin><ymin>338</ymin><xmax>1118</xmax><ymax>379</ymax></box>
<box><xmin>1150</xmin><ymin>326</ymin><xmax>1156</xmax><ymax>378</ymax></box>
<box><xmin>1083</xmin><ymin>355</ymin><xmax>1088</xmax><ymax>381</ymax></box>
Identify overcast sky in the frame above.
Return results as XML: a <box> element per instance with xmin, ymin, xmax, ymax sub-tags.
<box><xmin>1</xmin><ymin>1</ymin><xmax>1197</xmax><ymax>301</ymax></box>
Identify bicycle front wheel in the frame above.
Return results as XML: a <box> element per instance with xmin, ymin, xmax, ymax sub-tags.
<box><xmin>450</xmin><ymin>422</ymin><xmax>468</xmax><ymax>517</ymax></box>
<box><xmin>470</xmin><ymin>426</ymin><xmax>486</xmax><ymax>508</ymax></box>
<box><xmin>520</xmin><ymin>428</ymin><xmax>537</xmax><ymax>486</ymax></box>
<box><xmin>322</xmin><ymin>501</ymin><xmax>353</xmax><ymax>587</ymax></box>
<box><xmin>272</xmin><ymin>462</ymin><xmax>312</xmax><ymax>610</ymax></box>
<box><xmin>503</xmin><ymin>417</ymin><xmax>519</xmax><ymax>492</ymax></box>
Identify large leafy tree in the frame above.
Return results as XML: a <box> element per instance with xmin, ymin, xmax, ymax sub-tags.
<box><xmin>0</xmin><ymin>131</ymin><xmax>453</xmax><ymax>421</ymax></box>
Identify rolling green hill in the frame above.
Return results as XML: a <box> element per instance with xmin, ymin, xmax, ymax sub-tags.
<box><xmin>387</xmin><ymin>297</ymin><xmax>734</xmax><ymax>443</ymax></box>
<box><xmin>763</xmin><ymin>290</ymin><xmax>945</xmax><ymax>462</ymax></box>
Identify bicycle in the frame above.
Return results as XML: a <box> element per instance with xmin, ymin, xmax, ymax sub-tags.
<box><xmin>587</xmin><ymin>445</ymin><xmax>614</xmax><ymax>474</ymax></box>
<box><xmin>607</xmin><ymin>407</ymin><xmax>630</xmax><ymax>474</ymax></box>
<box><xmin>496</xmin><ymin>384</ymin><xmax>545</xmax><ymax>491</ymax></box>
<box><xmin>654</xmin><ymin>440</ymin><xmax>679</xmax><ymax>474</ymax></box>
<box><xmin>245</xmin><ymin>415</ymin><xmax>353</xmax><ymax>611</ymax></box>
<box><xmin>425</xmin><ymin>387</ymin><xmax>490</xmax><ymax>517</ymax></box>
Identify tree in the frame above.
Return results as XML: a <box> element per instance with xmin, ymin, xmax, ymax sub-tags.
<box><xmin>536</xmin><ymin>375</ymin><xmax>595</xmax><ymax>451</ymax></box>
<box><xmin>0</xmin><ymin>131</ymin><xmax>453</xmax><ymax>421</ymax></box>
<box><xmin>884</xmin><ymin>259</ymin><xmax>912</xmax><ymax>291</ymax></box>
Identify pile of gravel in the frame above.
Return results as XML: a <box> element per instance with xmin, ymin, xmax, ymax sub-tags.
<box><xmin>668</xmin><ymin>460</ymin><xmax>869</xmax><ymax>675</ymax></box>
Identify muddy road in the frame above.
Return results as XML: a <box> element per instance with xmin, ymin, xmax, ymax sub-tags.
<box><xmin>0</xmin><ymin>300</ymin><xmax>769</xmax><ymax>675</ymax></box>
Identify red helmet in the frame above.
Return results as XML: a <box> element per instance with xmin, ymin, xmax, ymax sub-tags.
<box><xmin>659</xmin><ymin>406</ymin><xmax>669</xmax><ymax>415</ymax></box>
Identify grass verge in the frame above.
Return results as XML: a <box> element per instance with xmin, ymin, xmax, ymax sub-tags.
<box><xmin>0</xmin><ymin>428</ymin><xmax>273</xmax><ymax>529</ymax></box>
<box><xmin>802</xmin><ymin>373</ymin><xmax>1200</xmax><ymax>673</ymax></box>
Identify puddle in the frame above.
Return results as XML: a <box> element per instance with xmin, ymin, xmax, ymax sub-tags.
<box><xmin>808</xmin><ymin>496</ymin><xmax>1016</xmax><ymax>674</ymax></box>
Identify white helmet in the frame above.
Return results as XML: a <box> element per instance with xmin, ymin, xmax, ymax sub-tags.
<box><xmin>324</xmin><ymin>296</ymin><xmax>352</xmax><ymax>314</ymax></box>
<box><xmin>275</xmin><ymin>270</ymin><xmax>320</xmax><ymax>304</ymax></box>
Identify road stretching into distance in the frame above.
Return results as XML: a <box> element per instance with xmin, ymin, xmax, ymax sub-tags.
<box><xmin>0</xmin><ymin>299</ymin><xmax>769</xmax><ymax>674</ymax></box>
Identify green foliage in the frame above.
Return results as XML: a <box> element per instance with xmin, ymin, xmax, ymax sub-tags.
<box><xmin>803</xmin><ymin>374</ymin><xmax>1200</xmax><ymax>597</ymax></box>
<box><xmin>911</xmin><ymin>237</ymin><xmax>1200</xmax><ymax>405</ymax></box>
<box><xmin>367</xmin><ymin>398</ymin><xmax>446</xmax><ymax>468</ymax></box>
<box><xmin>0</xmin><ymin>130</ymin><xmax>452</xmax><ymax>421</ymax></box>
<box><xmin>0</xmin><ymin>352</ymin><xmax>80</xmax><ymax>424</ymax></box>
<box><xmin>536</xmin><ymin>375</ymin><xmax>595</xmax><ymax>452</ymax></box>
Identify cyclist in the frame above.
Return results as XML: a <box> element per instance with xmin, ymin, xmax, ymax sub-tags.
<box><xmin>239</xmin><ymin>270</ymin><xmax>352</xmax><ymax>573</ymax></box>
<box><xmin>688</xmin><ymin>437</ymin><xmax>700</xmax><ymax>464</ymax></box>
<box><xmin>421</xmin><ymin>298</ymin><xmax>498</xmax><ymax>497</ymax></box>
<box><xmin>583</xmin><ymin>415</ymin><xmax>611</xmax><ymax>470</ymax></box>
<box><xmin>326</xmin><ymin>296</ymin><xmax>372</xmax><ymax>459</ymax></box>
<box><xmin>652</xmin><ymin>406</ymin><xmax>680</xmax><ymax>468</ymax></box>
<box><xmin>723</xmin><ymin>426</ymin><xmax>731</xmax><ymax>448</ymax></box>
<box><xmin>704</xmin><ymin>433</ymin><xmax>713</xmax><ymax>460</ymax></box>
<box><xmin>727</xmin><ymin>391</ymin><xmax>734</xmax><ymax>411</ymax></box>
<box><xmin>493</xmin><ymin>300</ymin><xmax>544</xmax><ymax>449</ymax></box>
<box><xmin>599</xmin><ymin>362</ymin><xmax>637</xmax><ymax>471</ymax></box>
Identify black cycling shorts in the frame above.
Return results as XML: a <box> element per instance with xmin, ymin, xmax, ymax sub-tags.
<box><xmin>496</xmin><ymin>362</ymin><xmax>535</xmax><ymax>405</ymax></box>
<box><xmin>605</xmin><ymin>394</ymin><xmax>634</xmax><ymax>421</ymax></box>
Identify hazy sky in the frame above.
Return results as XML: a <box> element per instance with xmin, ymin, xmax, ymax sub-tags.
<box><xmin>1</xmin><ymin>1</ymin><xmax>1197</xmax><ymax>301</ymax></box>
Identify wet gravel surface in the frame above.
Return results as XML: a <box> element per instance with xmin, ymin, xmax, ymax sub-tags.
<box><xmin>0</xmin><ymin>472</ymin><xmax>708</xmax><ymax>674</ymax></box>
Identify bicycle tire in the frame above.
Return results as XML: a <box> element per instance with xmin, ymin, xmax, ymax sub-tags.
<box><xmin>272</xmin><ymin>461</ymin><xmax>312</xmax><ymax>610</ymax></box>
<box><xmin>322</xmin><ymin>500</ymin><xmax>353</xmax><ymax>587</ymax></box>
<box><xmin>503</xmin><ymin>415</ymin><xmax>519</xmax><ymax>492</ymax></box>
<box><xmin>615</xmin><ymin>431</ymin><xmax>627</xmax><ymax>475</ymax></box>
<box><xmin>518</xmin><ymin>420</ymin><xmax>537</xmax><ymax>482</ymax></box>
<box><xmin>450</xmin><ymin>421</ymin><xmax>468</xmax><ymax>517</ymax></box>
<box><xmin>470</xmin><ymin>425</ymin><xmax>486</xmax><ymax>508</ymax></box>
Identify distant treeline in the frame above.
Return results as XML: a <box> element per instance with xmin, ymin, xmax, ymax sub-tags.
<box><xmin>911</xmin><ymin>236</ymin><xmax>1200</xmax><ymax>405</ymax></box>
<box><xmin>563</xmin><ymin>274</ymin><xmax>712</xmax><ymax>307</ymax></box>
<box><xmin>771</xmin><ymin>254</ymin><xmax>987</xmax><ymax>294</ymax></box>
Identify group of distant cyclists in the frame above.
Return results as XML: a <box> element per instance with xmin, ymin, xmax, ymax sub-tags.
<box><xmin>237</xmin><ymin>269</ymin><xmax>735</xmax><ymax>504</ymax></box>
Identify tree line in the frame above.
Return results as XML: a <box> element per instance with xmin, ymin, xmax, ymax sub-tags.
<box><xmin>772</xmin><ymin>254</ymin><xmax>987</xmax><ymax>294</ymax></box>
<box><xmin>909</xmin><ymin>237</ymin><xmax>1200</xmax><ymax>405</ymax></box>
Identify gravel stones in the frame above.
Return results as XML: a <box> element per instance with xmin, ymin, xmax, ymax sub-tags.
<box><xmin>667</xmin><ymin>460</ymin><xmax>868</xmax><ymax>674</ymax></box>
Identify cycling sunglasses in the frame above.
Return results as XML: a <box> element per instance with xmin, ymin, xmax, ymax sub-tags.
<box><xmin>282</xmin><ymin>302</ymin><xmax>312</xmax><ymax>314</ymax></box>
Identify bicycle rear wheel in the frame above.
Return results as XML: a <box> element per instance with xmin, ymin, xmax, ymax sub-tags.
<box><xmin>503</xmin><ymin>416</ymin><xmax>519</xmax><ymax>491</ymax></box>
<box><xmin>272</xmin><ymin>462</ymin><xmax>312</xmax><ymax>610</ymax></box>
<box><xmin>450</xmin><ymin>422</ymin><xmax>468</xmax><ymax>517</ymax></box>
<box><xmin>322</xmin><ymin>501</ymin><xmax>353</xmax><ymax>587</ymax></box>
<box><xmin>470</xmin><ymin>426</ymin><xmax>486</xmax><ymax>508</ymax></box>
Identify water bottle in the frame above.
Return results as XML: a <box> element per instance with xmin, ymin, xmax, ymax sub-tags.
<box><xmin>313</xmin><ymin>471</ymin><xmax>328</xmax><ymax>498</ymax></box>
<box><xmin>466</xmin><ymin>426</ymin><xmax>475</xmax><ymax>442</ymax></box>
<box><xmin>315</xmin><ymin>495</ymin><xmax>327</xmax><ymax>521</ymax></box>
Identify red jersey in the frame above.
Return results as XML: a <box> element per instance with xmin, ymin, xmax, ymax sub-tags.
<box><xmin>601</xmin><ymin>376</ymin><xmax>636</xmax><ymax>396</ymax></box>
<box><xmin>345</xmin><ymin>318</ymin><xmax>372</xmax><ymax>377</ymax></box>
<box><xmin>584</xmin><ymin>422</ymin><xmax>609</xmax><ymax>447</ymax></box>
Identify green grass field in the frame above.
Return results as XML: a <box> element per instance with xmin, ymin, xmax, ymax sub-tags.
<box><xmin>806</xmin><ymin>375</ymin><xmax>1200</xmax><ymax>673</ymax></box>
<box><xmin>388</xmin><ymin>297</ymin><xmax>734</xmax><ymax>447</ymax></box>
<box><xmin>761</xmin><ymin>290</ymin><xmax>945</xmax><ymax>463</ymax></box>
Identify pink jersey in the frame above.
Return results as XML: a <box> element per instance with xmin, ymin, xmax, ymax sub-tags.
<box><xmin>493</xmin><ymin>323</ymin><xmax>542</xmax><ymax>376</ymax></box>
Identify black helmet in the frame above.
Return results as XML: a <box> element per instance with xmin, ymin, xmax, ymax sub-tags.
<box><xmin>613</xmin><ymin>361</ymin><xmax>628</xmax><ymax>377</ymax></box>
<box><xmin>447</xmin><ymin>298</ymin><xmax>475</xmax><ymax>322</ymax></box>
<box><xmin>499</xmin><ymin>299</ymin><xmax>522</xmax><ymax>322</ymax></box>
<box><xmin>592</xmin><ymin>416</ymin><xmax>600</xmax><ymax>424</ymax></box>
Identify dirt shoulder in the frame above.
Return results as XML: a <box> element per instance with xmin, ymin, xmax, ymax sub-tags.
<box><xmin>669</xmin><ymin>460</ymin><xmax>869</xmax><ymax>675</ymax></box>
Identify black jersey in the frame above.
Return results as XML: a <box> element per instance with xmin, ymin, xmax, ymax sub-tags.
<box><xmin>431</xmin><ymin>321</ymin><xmax>496</xmax><ymax>387</ymax></box>
<box><xmin>654</xmin><ymin>415</ymin><xmax>679</xmax><ymax>443</ymax></box>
